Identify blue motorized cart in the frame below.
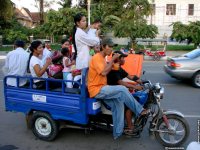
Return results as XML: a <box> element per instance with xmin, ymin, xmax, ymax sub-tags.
<box><xmin>4</xmin><ymin>69</ymin><xmax>102</xmax><ymax>141</ymax></box>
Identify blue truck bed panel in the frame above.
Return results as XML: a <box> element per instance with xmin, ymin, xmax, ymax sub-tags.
<box><xmin>4</xmin><ymin>86</ymin><xmax>88</xmax><ymax>125</ymax></box>
<box><xmin>4</xmin><ymin>69</ymin><xmax>102</xmax><ymax>125</ymax></box>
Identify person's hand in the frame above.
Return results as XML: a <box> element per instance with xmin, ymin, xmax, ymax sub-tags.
<box><xmin>96</xmin><ymin>29</ymin><xmax>101</xmax><ymax>37</ymax></box>
<box><xmin>46</xmin><ymin>57</ymin><xmax>52</xmax><ymax>66</ymax></box>
<box><xmin>134</xmin><ymin>85</ymin><xmax>143</xmax><ymax>91</ymax></box>
<box><xmin>112</xmin><ymin>63</ymin><xmax>120</xmax><ymax>70</ymax></box>
<box><xmin>112</xmin><ymin>53</ymin><xmax>120</xmax><ymax>61</ymax></box>
<box><xmin>136</xmin><ymin>79</ymin><xmax>142</xmax><ymax>84</ymax></box>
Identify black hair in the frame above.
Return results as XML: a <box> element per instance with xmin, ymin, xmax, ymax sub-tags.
<box><xmin>61</xmin><ymin>39</ymin><xmax>69</xmax><ymax>45</ymax></box>
<box><xmin>61</xmin><ymin>47</ymin><xmax>70</xmax><ymax>56</ymax></box>
<box><xmin>72</xmin><ymin>13</ymin><xmax>85</xmax><ymax>60</ymax></box>
<box><xmin>14</xmin><ymin>40</ymin><xmax>25</xmax><ymax>48</ymax></box>
<box><xmin>92</xmin><ymin>18</ymin><xmax>102</xmax><ymax>24</ymax></box>
<box><xmin>27</xmin><ymin>40</ymin><xmax>42</xmax><ymax>72</ymax></box>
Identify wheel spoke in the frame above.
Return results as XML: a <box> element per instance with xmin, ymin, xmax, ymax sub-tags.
<box><xmin>172</xmin><ymin>120</ymin><xmax>179</xmax><ymax>130</ymax></box>
<box><xmin>169</xmin><ymin>135</ymin><xmax>176</xmax><ymax>143</ymax></box>
<box><xmin>176</xmin><ymin>130</ymin><xmax>185</xmax><ymax>136</ymax></box>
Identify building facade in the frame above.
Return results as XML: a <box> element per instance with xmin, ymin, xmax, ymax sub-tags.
<box><xmin>147</xmin><ymin>0</ymin><xmax>200</xmax><ymax>38</ymax></box>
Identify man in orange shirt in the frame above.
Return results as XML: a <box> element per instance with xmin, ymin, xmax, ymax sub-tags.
<box><xmin>88</xmin><ymin>38</ymin><xmax>148</xmax><ymax>139</ymax></box>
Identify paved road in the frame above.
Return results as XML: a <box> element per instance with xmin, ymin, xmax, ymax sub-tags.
<box><xmin>0</xmin><ymin>59</ymin><xmax>199</xmax><ymax>150</ymax></box>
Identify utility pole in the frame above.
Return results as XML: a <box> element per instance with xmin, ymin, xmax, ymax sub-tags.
<box><xmin>87</xmin><ymin>0</ymin><xmax>91</xmax><ymax>26</ymax></box>
<box><xmin>40</xmin><ymin>0</ymin><xmax>44</xmax><ymax>24</ymax></box>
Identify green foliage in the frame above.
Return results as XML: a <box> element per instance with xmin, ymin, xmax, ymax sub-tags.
<box><xmin>2</xmin><ymin>18</ymin><xmax>32</xmax><ymax>44</ymax></box>
<box><xmin>3</xmin><ymin>29</ymin><xmax>27</xmax><ymax>44</ymax></box>
<box><xmin>41</xmin><ymin>8</ymin><xmax>86</xmax><ymax>36</ymax></box>
<box><xmin>57</xmin><ymin>0</ymin><xmax>72</xmax><ymax>8</ymax></box>
<box><xmin>0</xmin><ymin>0</ymin><xmax>14</xmax><ymax>31</ymax></box>
<box><xmin>171</xmin><ymin>21</ymin><xmax>200</xmax><ymax>47</ymax></box>
<box><xmin>51</xmin><ymin>43</ymin><xmax>61</xmax><ymax>50</ymax></box>
<box><xmin>170</xmin><ymin>22</ymin><xmax>190</xmax><ymax>43</ymax></box>
<box><xmin>0</xmin><ymin>0</ymin><xmax>13</xmax><ymax>20</ymax></box>
<box><xmin>112</xmin><ymin>0</ymin><xmax>158</xmax><ymax>47</ymax></box>
<box><xmin>167</xmin><ymin>45</ymin><xmax>194</xmax><ymax>51</ymax></box>
<box><xmin>0</xmin><ymin>46</ymin><xmax>13</xmax><ymax>51</ymax></box>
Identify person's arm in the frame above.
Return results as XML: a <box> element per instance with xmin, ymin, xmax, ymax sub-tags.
<box><xmin>101</xmin><ymin>53</ymin><xmax>120</xmax><ymax>76</ymax></box>
<box><xmin>127</xmin><ymin>75</ymin><xmax>142</xmax><ymax>84</ymax></box>
<box><xmin>2</xmin><ymin>55</ymin><xmax>9</xmax><ymax>75</ymax></box>
<box><xmin>33</xmin><ymin>58</ymin><xmax>51</xmax><ymax>77</ymax></box>
<box><xmin>117</xmin><ymin>80</ymin><xmax>143</xmax><ymax>90</ymax></box>
<box><xmin>79</xmin><ymin>31</ymin><xmax>100</xmax><ymax>47</ymax></box>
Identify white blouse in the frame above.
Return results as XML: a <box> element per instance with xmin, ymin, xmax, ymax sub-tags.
<box><xmin>75</xmin><ymin>27</ymin><xmax>100</xmax><ymax>69</ymax></box>
<box><xmin>29</xmin><ymin>56</ymin><xmax>48</xmax><ymax>82</ymax></box>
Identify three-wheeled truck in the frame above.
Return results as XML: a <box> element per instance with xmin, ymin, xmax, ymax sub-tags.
<box><xmin>4</xmin><ymin>62</ymin><xmax>190</xmax><ymax>147</ymax></box>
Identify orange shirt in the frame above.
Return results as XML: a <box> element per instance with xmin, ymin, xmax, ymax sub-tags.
<box><xmin>88</xmin><ymin>53</ymin><xmax>107</xmax><ymax>98</ymax></box>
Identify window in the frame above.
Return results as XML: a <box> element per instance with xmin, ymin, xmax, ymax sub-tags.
<box><xmin>150</xmin><ymin>4</ymin><xmax>156</xmax><ymax>15</ymax></box>
<box><xmin>166</xmin><ymin>4</ymin><xmax>176</xmax><ymax>15</ymax></box>
<box><xmin>188</xmin><ymin>4</ymin><xmax>194</xmax><ymax>16</ymax></box>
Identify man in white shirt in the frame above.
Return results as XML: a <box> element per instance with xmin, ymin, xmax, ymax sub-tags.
<box><xmin>3</xmin><ymin>40</ymin><xmax>30</xmax><ymax>86</ymax></box>
<box><xmin>42</xmin><ymin>40</ymin><xmax>52</xmax><ymax>65</ymax></box>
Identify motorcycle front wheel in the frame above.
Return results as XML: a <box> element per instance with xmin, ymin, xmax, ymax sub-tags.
<box><xmin>155</xmin><ymin>114</ymin><xmax>190</xmax><ymax>147</ymax></box>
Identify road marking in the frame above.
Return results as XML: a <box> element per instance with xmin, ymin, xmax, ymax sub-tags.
<box><xmin>185</xmin><ymin>115</ymin><xmax>200</xmax><ymax>118</ymax></box>
<box><xmin>162</xmin><ymin>83</ymin><xmax>177</xmax><ymax>86</ymax></box>
<box><xmin>143</xmin><ymin>71</ymin><xmax>165</xmax><ymax>73</ymax></box>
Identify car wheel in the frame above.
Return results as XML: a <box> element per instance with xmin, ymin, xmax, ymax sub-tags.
<box><xmin>192</xmin><ymin>71</ymin><xmax>200</xmax><ymax>88</ymax></box>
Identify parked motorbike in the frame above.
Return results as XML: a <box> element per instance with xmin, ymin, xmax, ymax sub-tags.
<box><xmin>89</xmin><ymin>80</ymin><xmax>190</xmax><ymax>147</ymax></box>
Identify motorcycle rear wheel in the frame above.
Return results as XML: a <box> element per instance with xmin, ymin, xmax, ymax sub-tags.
<box><xmin>155</xmin><ymin>114</ymin><xmax>190</xmax><ymax>147</ymax></box>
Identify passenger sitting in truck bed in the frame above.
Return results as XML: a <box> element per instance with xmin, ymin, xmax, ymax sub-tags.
<box><xmin>61</xmin><ymin>47</ymin><xmax>80</xmax><ymax>88</ymax></box>
<box><xmin>27</xmin><ymin>40</ymin><xmax>60</xmax><ymax>89</ymax></box>
<box><xmin>3</xmin><ymin>40</ymin><xmax>29</xmax><ymax>87</ymax></box>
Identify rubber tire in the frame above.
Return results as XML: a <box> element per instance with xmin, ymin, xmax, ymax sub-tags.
<box><xmin>155</xmin><ymin>114</ymin><xmax>190</xmax><ymax>147</ymax></box>
<box><xmin>192</xmin><ymin>71</ymin><xmax>200</xmax><ymax>88</ymax></box>
<box><xmin>31</xmin><ymin>111</ymin><xmax>58</xmax><ymax>141</ymax></box>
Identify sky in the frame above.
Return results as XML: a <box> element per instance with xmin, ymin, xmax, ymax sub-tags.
<box><xmin>11</xmin><ymin>0</ymin><xmax>78</xmax><ymax>12</ymax></box>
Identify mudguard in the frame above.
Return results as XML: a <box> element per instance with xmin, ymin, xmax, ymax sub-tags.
<box><xmin>162</xmin><ymin>109</ymin><xmax>184</xmax><ymax>118</ymax></box>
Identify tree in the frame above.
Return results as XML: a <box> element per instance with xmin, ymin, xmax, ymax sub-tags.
<box><xmin>33</xmin><ymin>0</ymin><xmax>56</xmax><ymax>24</ymax></box>
<box><xmin>170</xmin><ymin>21</ymin><xmax>200</xmax><ymax>47</ymax></box>
<box><xmin>112</xmin><ymin>0</ymin><xmax>158</xmax><ymax>48</ymax></box>
<box><xmin>40</xmin><ymin>8</ymin><xmax>86</xmax><ymax>38</ymax></box>
<box><xmin>170</xmin><ymin>22</ymin><xmax>190</xmax><ymax>43</ymax></box>
<box><xmin>0</xmin><ymin>0</ymin><xmax>14</xmax><ymax>30</ymax></box>
<box><xmin>57</xmin><ymin>0</ymin><xmax>72</xmax><ymax>8</ymax></box>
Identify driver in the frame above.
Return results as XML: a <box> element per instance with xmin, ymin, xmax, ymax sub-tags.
<box><xmin>107</xmin><ymin>51</ymin><xmax>144</xmax><ymax>136</ymax></box>
<box><xmin>87</xmin><ymin>38</ymin><xmax>149</xmax><ymax>139</ymax></box>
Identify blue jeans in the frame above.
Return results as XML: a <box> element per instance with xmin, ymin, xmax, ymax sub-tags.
<box><xmin>95</xmin><ymin>85</ymin><xmax>143</xmax><ymax>139</ymax></box>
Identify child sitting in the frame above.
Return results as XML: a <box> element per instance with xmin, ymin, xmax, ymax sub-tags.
<box><xmin>61</xmin><ymin>48</ymin><xmax>81</xmax><ymax>88</ymax></box>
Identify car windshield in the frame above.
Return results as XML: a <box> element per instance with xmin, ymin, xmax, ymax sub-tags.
<box><xmin>183</xmin><ymin>49</ymin><xmax>200</xmax><ymax>59</ymax></box>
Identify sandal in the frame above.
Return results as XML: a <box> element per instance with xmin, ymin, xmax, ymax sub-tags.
<box><xmin>124</xmin><ymin>128</ymin><xmax>138</xmax><ymax>136</ymax></box>
<box><xmin>140</xmin><ymin>109</ymin><xmax>151</xmax><ymax>116</ymax></box>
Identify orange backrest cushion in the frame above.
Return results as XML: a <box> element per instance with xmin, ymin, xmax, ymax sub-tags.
<box><xmin>121</xmin><ymin>54</ymin><xmax>143</xmax><ymax>77</ymax></box>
